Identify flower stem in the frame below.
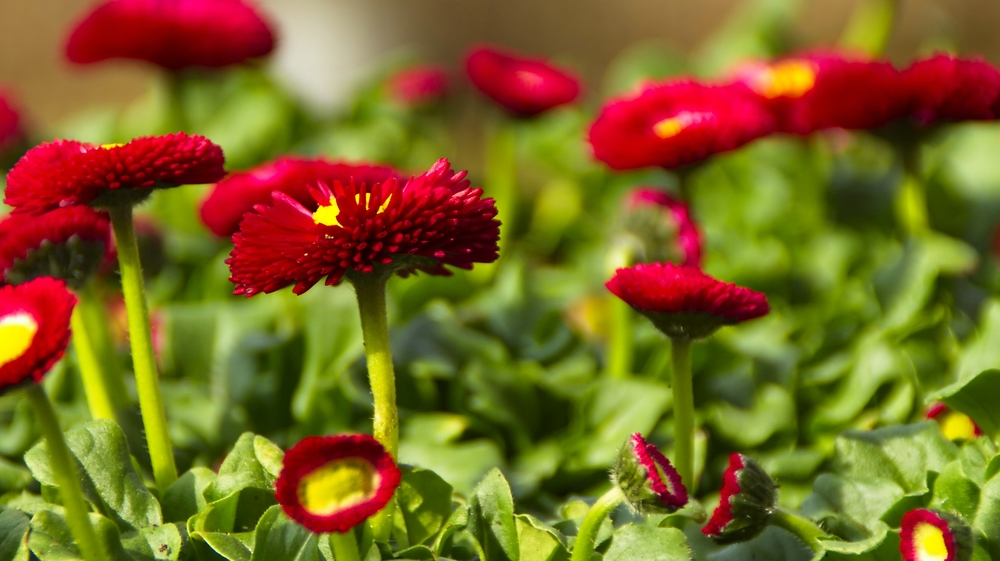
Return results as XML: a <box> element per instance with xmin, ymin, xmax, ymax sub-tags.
<box><xmin>895</xmin><ymin>158</ymin><xmax>929</xmax><ymax>237</ymax></box>
<box><xmin>487</xmin><ymin>122</ymin><xmax>517</xmax><ymax>248</ymax></box>
<box><xmin>163</xmin><ymin>72</ymin><xmax>187</xmax><ymax>132</ymax></box>
<box><xmin>570</xmin><ymin>486</ymin><xmax>623</xmax><ymax>561</ymax></box>
<box><xmin>72</xmin><ymin>284</ymin><xmax>129</xmax><ymax>421</ymax></box>
<box><xmin>108</xmin><ymin>204</ymin><xmax>177</xmax><ymax>494</ymax></box>
<box><xmin>670</xmin><ymin>337</ymin><xmax>695</xmax><ymax>492</ymax></box>
<box><xmin>329</xmin><ymin>528</ymin><xmax>362</xmax><ymax>561</ymax></box>
<box><xmin>607</xmin><ymin>298</ymin><xmax>634</xmax><ymax>378</ymax></box>
<box><xmin>771</xmin><ymin>508</ymin><xmax>829</xmax><ymax>554</ymax></box>
<box><xmin>25</xmin><ymin>384</ymin><xmax>107</xmax><ymax>561</ymax></box>
<box><xmin>352</xmin><ymin>273</ymin><xmax>398</xmax><ymax>542</ymax></box>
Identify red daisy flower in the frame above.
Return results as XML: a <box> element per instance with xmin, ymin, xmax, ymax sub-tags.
<box><xmin>613</xmin><ymin>433</ymin><xmax>688</xmax><ymax>514</ymax></box>
<box><xmin>387</xmin><ymin>65</ymin><xmax>450</xmax><ymax>107</ymax></box>
<box><xmin>606</xmin><ymin>263</ymin><xmax>769</xmax><ymax>339</ymax></box>
<box><xmin>275</xmin><ymin>434</ymin><xmax>401</xmax><ymax>534</ymax></box>
<box><xmin>0</xmin><ymin>277</ymin><xmax>77</xmax><ymax>393</ymax></box>
<box><xmin>903</xmin><ymin>54</ymin><xmax>1000</xmax><ymax>124</ymax></box>
<box><xmin>200</xmin><ymin>157</ymin><xmax>402</xmax><ymax>238</ymax></box>
<box><xmin>702</xmin><ymin>453</ymin><xmax>777</xmax><ymax>544</ymax></box>
<box><xmin>465</xmin><ymin>45</ymin><xmax>581</xmax><ymax>117</ymax></box>
<box><xmin>4</xmin><ymin>133</ymin><xmax>226</xmax><ymax>215</ymax></box>
<box><xmin>588</xmin><ymin>80</ymin><xmax>775</xmax><ymax>170</ymax></box>
<box><xmin>623</xmin><ymin>188</ymin><xmax>703</xmax><ymax>267</ymax></box>
<box><xmin>0</xmin><ymin>90</ymin><xmax>24</xmax><ymax>158</ymax></box>
<box><xmin>731</xmin><ymin>52</ymin><xmax>909</xmax><ymax>134</ymax></box>
<box><xmin>900</xmin><ymin>509</ymin><xmax>972</xmax><ymax>561</ymax></box>
<box><xmin>925</xmin><ymin>403</ymin><xmax>983</xmax><ymax>441</ymax></box>
<box><xmin>65</xmin><ymin>0</ymin><xmax>276</xmax><ymax>71</ymax></box>
<box><xmin>228</xmin><ymin>158</ymin><xmax>500</xmax><ymax>296</ymax></box>
<box><xmin>0</xmin><ymin>207</ymin><xmax>115</xmax><ymax>289</ymax></box>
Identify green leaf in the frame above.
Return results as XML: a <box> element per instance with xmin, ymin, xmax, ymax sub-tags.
<box><xmin>163</xmin><ymin>467</ymin><xmax>218</xmax><ymax>523</ymax></box>
<box><xmin>817</xmin><ymin>522</ymin><xmax>900</xmax><ymax>560</ymax></box>
<box><xmin>467</xmin><ymin>469</ymin><xmax>519</xmax><ymax>561</ymax></box>
<box><xmin>934</xmin><ymin>369</ymin><xmax>1000</xmax><ymax>438</ymax></box>
<box><xmin>24</xmin><ymin>419</ymin><xmax>162</xmax><ymax>532</ymax></box>
<box><xmin>833</xmin><ymin>422</ymin><xmax>957</xmax><ymax>492</ymax></box>
<box><xmin>973</xmin><ymin>474</ymin><xmax>1000</xmax><ymax>560</ymax></box>
<box><xmin>930</xmin><ymin>460</ymin><xmax>980</xmax><ymax>520</ymax></box>
<box><xmin>954</xmin><ymin>300</ymin><xmax>1000</xmax><ymax>382</ymax></box>
<box><xmin>249</xmin><ymin>506</ymin><xmax>319</xmax><ymax>561</ymax></box>
<box><xmin>602</xmin><ymin>524</ymin><xmax>690</xmax><ymax>561</ymax></box>
<box><xmin>396</xmin><ymin>466</ymin><xmax>454</xmax><ymax>546</ymax></box>
<box><xmin>515</xmin><ymin>514</ymin><xmax>569</xmax><ymax>561</ymax></box>
<box><xmin>27</xmin><ymin>509</ymin><xmax>131</xmax><ymax>561</ymax></box>
<box><xmin>575</xmin><ymin>378</ymin><xmax>671</xmax><ymax>469</ymax></box>
<box><xmin>0</xmin><ymin>457</ymin><xmax>33</xmax><ymax>494</ymax></box>
<box><xmin>811</xmin><ymin>341</ymin><xmax>910</xmax><ymax>430</ymax></box>
<box><xmin>0</xmin><ymin>509</ymin><xmax>29</xmax><ymax>561</ymax></box>
<box><xmin>708</xmin><ymin>526</ymin><xmax>810</xmax><ymax>561</ymax></box>
<box><xmin>200</xmin><ymin>433</ymin><xmax>283</xmax><ymax>533</ymax></box>
<box><xmin>120</xmin><ymin>523</ymin><xmax>185</xmax><ymax>561</ymax></box>
<box><xmin>709</xmin><ymin>384</ymin><xmax>796</xmax><ymax>447</ymax></box>
<box><xmin>191</xmin><ymin>531</ymin><xmax>253</xmax><ymax>561</ymax></box>
<box><xmin>803</xmin><ymin>474</ymin><xmax>906</xmax><ymax>531</ymax></box>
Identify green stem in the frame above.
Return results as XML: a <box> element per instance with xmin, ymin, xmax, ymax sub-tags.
<box><xmin>895</xmin><ymin>151</ymin><xmax>929</xmax><ymax>237</ymax></box>
<box><xmin>352</xmin><ymin>273</ymin><xmax>398</xmax><ymax>542</ymax></box>
<box><xmin>329</xmin><ymin>528</ymin><xmax>362</xmax><ymax>561</ymax></box>
<box><xmin>163</xmin><ymin>72</ymin><xmax>186</xmax><ymax>132</ymax></box>
<box><xmin>77</xmin><ymin>284</ymin><xmax>130</xmax><ymax>411</ymax></box>
<box><xmin>670</xmin><ymin>338</ymin><xmax>695</xmax><ymax>492</ymax></box>
<box><xmin>108</xmin><ymin>204</ymin><xmax>177</xmax><ymax>494</ymax></box>
<box><xmin>72</xmin><ymin>285</ymin><xmax>130</xmax><ymax>421</ymax></box>
<box><xmin>607</xmin><ymin>298</ymin><xmax>634</xmax><ymax>378</ymax></box>
<box><xmin>771</xmin><ymin>508</ymin><xmax>829</xmax><ymax>554</ymax></box>
<box><xmin>487</xmin><ymin>122</ymin><xmax>517</xmax><ymax>249</ymax></box>
<box><xmin>25</xmin><ymin>384</ymin><xmax>107</xmax><ymax>561</ymax></box>
<box><xmin>570</xmin><ymin>486</ymin><xmax>624</xmax><ymax>561</ymax></box>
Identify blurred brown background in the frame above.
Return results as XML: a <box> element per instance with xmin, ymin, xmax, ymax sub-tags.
<box><xmin>2</xmin><ymin>0</ymin><xmax>1000</xmax><ymax>130</ymax></box>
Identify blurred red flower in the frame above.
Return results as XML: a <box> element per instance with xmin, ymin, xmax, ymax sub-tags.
<box><xmin>623</xmin><ymin>188</ymin><xmax>703</xmax><ymax>267</ymax></box>
<box><xmin>903</xmin><ymin>54</ymin><xmax>1000</xmax><ymax>124</ymax></box>
<box><xmin>465</xmin><ymin>45</ymin><xmax>581</xmax><ymax>117</ymax></box>
<box><xmin>387</xmin><ymin>65</ymin><xmax>450</xmax><ymax>106</ymax></box>
<box><xmin>0</xmin><ymin>278</ymin><xmax>77</xmax><ymax>393</ymax></box>
<box><xmin>0</xmin><ymin>91</ymin><xmax>24</xmax><ymax>157</ymax></box>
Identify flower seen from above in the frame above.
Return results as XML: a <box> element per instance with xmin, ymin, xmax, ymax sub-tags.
<box><xmin>465</xmin><ymin>45</ymin><xmax>581</xmax><ymax>117</ymax></box>
<box><xmin>613</xmin><ymin>433</ymin><xmax>688</xmax><ymax>514</ymax></box>
<box><xmin>588</xmin><ymin>80</ymin><xmax>775</xmax><ymax>170</ymax></box>
<box><xmin>900</xmin><ymin>509</ymin><xmax>972</xmax><ymax>561</ymax></box>
<box><xmin>65</xmin><ymin>0</ymin><xmax>276</xmax><ymax>70</ymax></box>
<box><xmin>0</xmin><ymin>277</ymin><xmax>76</xmax><ymax>393</ymax></box>
<box><xmin>903</xmin><ymin>54</ymin><xmax>1000</xmax><ymax>124</ymax></box>
<box><xmin>702</xmin><ymin>453</ymin><xmax>777</xmax><ymax>544</ymax></box>
<box><xmin>387</xmin><ymin>65</ymin><xmax>451</xmax><ymax>106</ymax></box>
<box><xmin>275</xmin><ymin>434</ymin><xmax>401</xmax><ymax>534</ymax></box>
<box><xmin>606</xmin><ymin>262</ymin><xmax>769</xmax><ymax>339</ymax></box>
<box><xmin>731</xmin><ymin>52</ymin><xmax>909</xmax><ymax>134</ymax></box>
<box><xmin>4</xmin><ymin>133</ymin><xmax>226</xmax><ymax>215</ymax></box>
<box><xmin>622</xmin><ymin>188</ymin><xmax>703</xmax><ymax>267</ymax></box>
<box><xmin>200</xmin><ymin>157</ymin><xmax>401</xmax><ymax>237</ymax></box>
<box><xmin>926</xmin><ymin>403</ymin><xmax>982</xmax><ymax>441</ymax></box>
<box><xmin>228</xmin><ymin>158</ymin><xmax>501</xmax><ymax>296</ymax></box>
<box><xmin>0</xmin><ymin>207</ymin><xmax>114</xmax><ymax>289</ymax></box>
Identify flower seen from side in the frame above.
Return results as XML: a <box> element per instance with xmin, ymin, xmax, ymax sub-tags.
<box><xmin>275</xmin><ymin>434</ymin><xmax>401</xmax><ymax>534</ymax></box>
<box><xmin>0</xmin><ymin>207</ymin><xmax>114</xmax><ymax>289</ymax></box>
<box><xmin>65</xmin><ymin>0</ymin><xmax>276</xmax><ymax>70</ymax></box>
<box><xmin>902</xmin><ymin>54</ymin><xmax>1000</xmax><ymax>124</ymax></box>
<box><xmin>0</xmin><ymin>90</ymin><xmax>24</xmax><ymax>160</ymax></box>
<box><xmin>621</xmin><ymin>188</ymin><xmax>703</xmax><ymax>267</ymax></box>
<box><xmin>0</xmin><ymin>278</ymin><xmax>77</xmax><ymax>393</ymax></box>
<box><xmin>387</xmin><ymin>65</ymin><xmax>450</xmax><ymax>106</ymax></box>
<box><xmin>200</xmin><ymin>157</ymin><xmax>401</xmax><ymax>237</ymax></box>
<box><xmin>465</xmin><ymin>45</ymin><xmax>581</xmax><ymax>117</ymax></box>
<box><xmin>588</xmin><ymin>80</ymin><xmax>775</xmax><ymax>170</ymax></box>
<box><xmin>606</xmin><ymin>262</ymin><xmax>769</xmax><ymax>339</ymax></box>
<box><xmin>4</xmin><ymin>133</ymin><xmax>226</xmax><ymax>215</ymax></box>
<box><xmin>228</xmin><ymin>158</ymin><xmax>500</xmax><ymax>296</ymax></box>
<box><xmin>900</xmin><ymin>509</ymin><xmax>972</xmax><ymax>561</ymax></box>
<box><xmin>702</xmin><ymin>453</ymin><xmax>777</xmax><ymax>544</ymax></box>
<box><xmin>926</xmin><ymin>403</ymin><xmax>982</xmax><ymax>441</ymax></box>
<box><xmin>612</xmin><ymin>433</ymin><xmax>688</xmax><ymax>514</ymax></box>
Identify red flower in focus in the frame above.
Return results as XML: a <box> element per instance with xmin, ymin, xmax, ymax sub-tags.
<box><xmin>0</xmin><ymin>278</ymin><xmax>77</xmax><ymax>393</ymax></box>
<box><xmin>588</xmin><ymin>80</ymin><xmax>775</xmax><ymax>170</ymax></box>
<box><xmin>4</xmin><ymin>133</ymin><xmax>226</xmax><ymax>215</ymax></box>
<box><xmin>0</xmin><ymin>90</ymin><xmax>24</xmax><ymax>157</ymax></box>
<box><xmin>732</xmin><ymin>52</ymin><xmax>908</xmax><ymax>134</ymax></box>
<box><xmin>387</xmin><ymin>65</ymin><xmax>450</xmax><ymax>106</ymax></box>
<box><xmin>228</xmin><ymin>158</ymin><xmax>500</xmax><ymax>296</ymax></box>
<box><xmin>275</xmin><ymin>434</ymin><xmax>401</xmax><ymax>534</ymax></box>
<box><xmin>926</xmin><ymin>402</ymin><xmax>982</xmax><ymax>441</ymax></box>
<box><xmin>606</xmin><ymin>263</ymin><xmax>769</xmax><ymax>339</ymax></box>
<box><xmin>702</xmin><ymin>453</ymin><xmax>777</xmax><ymax>544</ymax></box>
<box><xmin>200</xmin><ymin>157</ymin><xmax>401</xmax><ymax>237</ymax></box>
<box><xmin>465</xmin><ymin>45</ymin><xmax>581</xmax><ymax>117</ymax></box>
<box><xmin>624</xmin><ymin>188</ymin><xmax>703</xmax><ymax>267</ymax></box>
<box><xmin>0</xmin><ymin>207</ymin><xmax>115</xmax><ymax>288</ymax></box>
<box><xmin>900</xmin><ymin>509</ymin><xmax>971</xmax><ymax>561</ymax></box>
<box><xmin>65</xmin><ymin>0</ymin><xmax>275</xmax><ymax>70</ymax></box>
<box><xmin>903</xmin><ymin>54</ymin><xmax>1000</xmax><ymax>124</ymax></box>
<box><xmin>613</xmin><ymin>433</ymin><xmax>688</xmax><ymax>514</ymax></box>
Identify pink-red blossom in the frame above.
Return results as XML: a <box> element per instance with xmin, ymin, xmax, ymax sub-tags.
<box><xmin>903</xmin><ymin>54</ymin><xmax>1000</xmax><ymax>124</ymax></box>
<box><xmin>387</xmin><ymin>65</ymin><xmax>450</xmax><ymax>106</ymax></box>
<box><xmin>0</xmin><ymin>278</ymin><xmax>77</xmax><ymax>393</ymax></box>
<box><xmin>465</xmin><ymin>45</ymin><xmax>581</xmax><ymax>117</ymax></box>
<box><xmin>623</xmin><ymin>188</ymin><xmax>703</xmax><ymax>267</ymax></box>
<box><xmin>900</xmin><ymin>509</ymin><xmax>971</xmax><ymax>561</ymax></box>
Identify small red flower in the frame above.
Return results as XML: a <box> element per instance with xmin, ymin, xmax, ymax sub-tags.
<box><xmin>65</xmin><ymin>0</ymin><xmax>276</xmax><ymax>70</ymax></box>
<box><xmin>900</xmin><ymin>509</ymin><xmax>972</xmax><ymax>561</ymax></box>
<box><xmin>4</xmin><ymin>133</ymin><xmax>226</xmax><ymax>215</ymax></box>
<box><xmin>613</xmin><ymin>433</ymin><xmax>688</xmax><ymax>514</ymax></box>
<box><xmin>387</xmin><ymin>65</ymin><xmax>450</xmax><ymax>106</ymax></box>
<box><xmin>275</xmin><ymin>434</ymin><xmax>401</xmax><ymax>534</ymax></box>
<box><xmin>200</xmin><ymin>157</ymin><xmax>401</xmax><ymax>237</ymax></box>
<box><xmin>926</xmin><ymin>403</ymin><xmax>983</xmax><ymax>441</ymax></box>
<box><xmin>228</xmin><ymin>158</ymin><xmax>500</xmax><ymax>296</ymax></box>
<box><xmin>606</xmin><ymin>263</ymin><xmax>769</xmax><ymax>339</ymax></box>
<box><xmin>0</xmin><ymin>278</ymin><xmax>77</xmax><ymax>392</ymax></box>
<box><xmin>0</xmin><ymin>207</ymin><xmax>115</xmax><ymax>289</ymax></box>
<box><xmin>731</xmin><ymin>52</ymin><xmax>909</xmax><ymax>134</ymax></box>
<box><xmin>465</xmin><ymin>45</ymin><xmax>581</xmax><ymax>117</ymax></box>
<box><xmin>623</xmin><ymin>188</ymin><xmax>703</xmax><ymax>267</ymax></box>
<box><xmin>0</xmin><ymin>90</ymin><xmax>24</xmax><ymax>157</ymax></box>
<box><xmin>588</xmin><ymin>80</ymin><xmax>775</xmax><ymax>170</ymax></box>
<box><xmin>702</xmin><ymin>453</ymin><xmax>776</xmax><ymax>544</ymax></box>
<box><xmin>903</xmin><ymin>54</ymin><xmax>1000</xmax><ymax>124</ymax></box>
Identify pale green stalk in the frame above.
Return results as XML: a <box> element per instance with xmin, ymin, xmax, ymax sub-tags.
<box><xmin>570</xmin><ymin>486</ymin><xmax>624</xmax><ymax>561</ymax></box>
<box><xmin>670</xmin><ymin>338</ymin><xmax>695</xmax><ymax>492</ymax></box>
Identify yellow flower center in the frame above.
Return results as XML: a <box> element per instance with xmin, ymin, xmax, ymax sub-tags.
<box><xmin>939</xmin><ymin>411</ymin><xmax>978</xmax><ymax>441</ymax></box>
<box><xmin>749</xmin><ymin>60</ymin><xmax>817</xmax><ymax>99</ymax></box>
<box><xmin>652</xmin><ymin>111</ymin><xmax>712</xmax><ymax>139</ymax></box>
<box><xmin>313</xmin><ymin>194</ymin><xmax>392</xmax><ymax>227</ymax></box>
<box><xmin>298</xmin><ymin>458</ymin><xmax>380</xmax><ymax>516</ymax></box>
<box><xmin>515</xmin><ymin>70</ymin><xmax>544</xmax><ymax>89</ymax></box>
<box><xmin>100</xmin><ymin>143</ymin><xmax>125</xmax><ymax>150</ymax></box>
<box><xmin>0</xmin><ymin>313</ymin><xmax>39</xmax><ymax>370</ymax></box>
<box><xmin>913</xmin><ymin>522</ymin><xmax>948</xmax><ymax>561</ymax></box>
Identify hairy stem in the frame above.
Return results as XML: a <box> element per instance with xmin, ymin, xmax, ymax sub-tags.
<box><xmin>570</xmin><ymin>486</ymin><xmax>624</xmax><ymax>561</ymax></box>
<box><xmin>670</xmin><ymin>337</ymin><xmax>695</xmax><ymax>492</ymax></box>
<box><xmin>771</xmin><ymin>508</ymin><xmax>829</xmax><ymax>554</ymax></box>
<box><xmin>72</xmin><ymin>284</ymin><xmax>130</xmax><ymax>421</ymax></box>
<box><xmin>329</xmin><ymin>528</ymin><xmax>362</xmax><ymax>561</ymax></box>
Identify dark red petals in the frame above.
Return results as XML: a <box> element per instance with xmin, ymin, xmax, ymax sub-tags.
<box><xmin>0</xmin><ymin>207</ymin><xmax>115</xmax><ymax>285</ymax></box>
<box><xmin>703</xmin><ymin>453</ymin><xmax>745</xmax><ymax>537</ymax></box>
<box><xmin>466</xmin><ymin>45</ymin><xmax>581</xmax><ymax>117</ymax></box>
<box><xmin>0</xmin><ymin>278</ymin><xmax>77</xmax><ymax>392</ymax></box>
<box><xmin>904</xmin><ymin>54</ymin><xmax>1000</xmax><ymax>124</ymax></box>
<box><xmin>630</xmin><ymin>433</ymin><xmax>688</xmax><ymax>510</ymax></box>
<box><xmin>65</xmin><ymin>0</ymin><xmax>275</xmax><ymax>70</ymax></box>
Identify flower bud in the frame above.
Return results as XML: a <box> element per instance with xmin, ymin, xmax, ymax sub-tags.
<box><xmin>619</xmin><ymin>188</ymin><xmax>702</xmax><ymax>268</ymax></box>
<box><xmin>702</xmin><ymin>453</ymin><xmax>777</xmax><ymax>544</ymax></box>
<box><xmin>901</xmin><ymin>509</ymin><xmax>972</xmax><ymax>561</ymax></box>
<box><xmin>612</xmin><ymin>433</ymin><xmax>688</xmax><ymax>515</ymax></box>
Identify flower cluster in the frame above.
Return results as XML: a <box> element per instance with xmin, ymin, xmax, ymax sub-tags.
<box><xmin>0</xmin><ymin>278</ymin><xmax>77</xmax><ymax>393</ymax></box>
